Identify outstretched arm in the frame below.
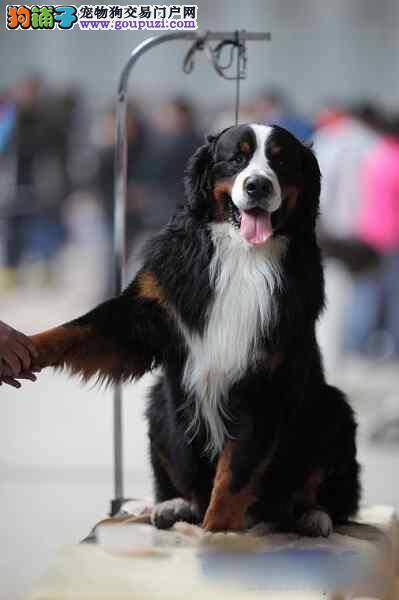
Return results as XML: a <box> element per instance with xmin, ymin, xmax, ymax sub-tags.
<box><xmin>30</xmin><ymin>271</ymin><xmax>171</xmax><ymax>385</ymax></box>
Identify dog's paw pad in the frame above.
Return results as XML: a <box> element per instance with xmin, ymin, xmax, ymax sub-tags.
<box><xmin>151</xmin><ymin>498</ymin><xmax>198</xmax><ymax>530</ymax></box>
<box><xmin>296</xmin><ymin>508</ymin><xmax>333</xmax><ymax>538</ymax></box>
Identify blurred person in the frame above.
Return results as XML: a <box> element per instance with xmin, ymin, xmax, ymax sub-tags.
<box><xmin>357</xmin><ymin>113</ymin><xmax>399</xmax><ymax>357</ymax></box>
<box><xmin>125</xmin><ymin>96</ymin><xmax>202</xmax><ymax>273</ymax></box>
<box><xmin>315</xmin><ymin>102</ymin><xmax>382</xmax><ymax>243</ymax></box>
<box><xmin>253</xmin><ymin>86</ymin><xmax>314</xmax><ymax>142</ymax></box>
<box><xmin>0</xmin><ymin>91</ymin><xmax>16</xmax><ymax>153</ymax></box>
<box><xmin>94</xmin><ymin>101</ymin><xmax>148</xmax><ymax>241</ymax></box>
<box><xmin>4</xmin><ymin>74</ymin><xmax>43</xmax><ymax>275</ymax></box>
<box><xmin>0</xmin><ymin>319</ymin><xmax>39</xmax><ymax>388</ymax></box>
<box><xmin>0</xmin><ymin>91</ymin><xmax>17</xmax><ymax>277</ymax></box>
<box><xmin>77</xmin><ymin>101</ymin><xmax>148</xmax><ymax>296</ymax></box>
<box><xmin>313</xmin><ymin>101</ymin><xmax>382</xmax><ymax>368</ymax></box>
<box><xmin>147</xmin><ymin>96</ymin><xmax>203</xmax><ymax>220</ymax></box>
<box><xmin>23</xmin><ymin>85</ymin><xmax>78</xmax><ymax>268</ymax></box>
<box><xmin>314</xmin><ymin>103</ymin><xmax>347</xmax><ymax>130</ymax></box>
<box><xmin>2</xmin><ymin>75</ymin><xmax>73</xmax><ymax>284</ymax></box>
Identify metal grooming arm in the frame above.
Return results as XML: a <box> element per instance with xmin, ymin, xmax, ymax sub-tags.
<box><xmin>111</xmin><ymin>30</ymin><xmax>270</xmax><ymax>516</ymax></box>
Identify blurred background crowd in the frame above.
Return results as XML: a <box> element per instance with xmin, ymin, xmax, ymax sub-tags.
<box><xmin>1</xmin><ymin>74</ymin><xmax>399</xmax><ymax>366</ymax></box>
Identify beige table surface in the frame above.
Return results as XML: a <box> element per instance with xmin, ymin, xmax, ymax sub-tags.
<box><xmin>30</xmin><ymin>504</ymin><xmax>399</xmax><ymax>600</ymax></box>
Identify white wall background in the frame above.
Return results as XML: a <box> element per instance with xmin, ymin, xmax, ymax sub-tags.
<box><xmin>1</xmin><ymin>0</ymin><xmax>399</xmax><ymax>112</ymax></box>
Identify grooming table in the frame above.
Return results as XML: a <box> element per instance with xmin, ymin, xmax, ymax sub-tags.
<box><xmin>30</xmin><ymin>502</ymin><xmax>399</xmax><ymax>600</ymax></box>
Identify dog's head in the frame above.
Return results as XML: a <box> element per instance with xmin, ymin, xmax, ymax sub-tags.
<box><xmin>185</xmin><ymin>123</ymin><xmax>320</xmax><ymax>245</ymax></box>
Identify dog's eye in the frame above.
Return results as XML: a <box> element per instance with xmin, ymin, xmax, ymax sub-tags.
<box><xmin>276</xmin><ymin>158</ymin><xmax>289</xmax><ymax>171</ymax></box>
<box><xmin>231</xmin><ymin>152</ymin><xmax>246</xmax><ymax>165</ymax></box>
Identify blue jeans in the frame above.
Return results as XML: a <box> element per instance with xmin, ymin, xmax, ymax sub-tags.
<box><xmin>345</xmin><ymin>251</ymin><xmax>399</xmax><ymax>356</ymax></box>
<box><xmin>381</xmin><ymin>252</ymin><xmax>399</xmax><ymax>355</ymax></box>
<box><xmin>344</xmin><ymin>269</ymin><xmax>381</xmax><ymax>354</ymax></box>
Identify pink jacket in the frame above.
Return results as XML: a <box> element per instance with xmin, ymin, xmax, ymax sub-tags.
<box><xmin>358</xmin><ymin>138</ymin><xmax>399</xmax><ymax>252</ymax></box>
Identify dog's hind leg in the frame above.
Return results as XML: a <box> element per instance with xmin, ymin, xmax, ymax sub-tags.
<box><xmin>293</xmin><ymin>470</ymin><xmax>333</xmax><ymax>537</ymax></box>
<box><xmin>149</xmin><ymin>444</ymin><xmax>200</xmax><ymax>530</ymax></box>
<box><xmin>293</xmin><ymin>385</ymin><xmax>360</xmax><ymax>537</ymax></box>
<box><xmin>317</xmin><ymin>386</ymin><xmax>361</xmax><ymax>527</ymax></box>
<box><xmin>295</xmin><ymin>507</ymin><xmax>333</xmax><ymax>538</ymax></box>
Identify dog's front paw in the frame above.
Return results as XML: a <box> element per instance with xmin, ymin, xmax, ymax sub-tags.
<box><xmin>203</xmin><ymin>513</ymin><xmax>244</xmax><ymax>532</ymax></box>
<box><xmin>151</xmin><ymin>498</ymin><xmax>199</xmax><ymax>530</ymax></box>
<box><xmin>202</xmin><ymin>500</ymin><xmax>246</xmax><ymax>532</ymax></box>
<box><xmin>295</xmin><ymin>508</ymin><xmax>333</xmax><ymax>538</ymax></box>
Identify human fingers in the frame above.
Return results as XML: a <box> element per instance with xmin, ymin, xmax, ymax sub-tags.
<box><xmin>1</xmin><ymin>376</ymin><xmax>21</xmax><ymax>389</ymax></box>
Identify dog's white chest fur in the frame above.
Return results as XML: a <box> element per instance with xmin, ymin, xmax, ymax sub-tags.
<box><xmin>181</xmin><ymin>224</ymin><xmax>287</xmax><ymax>456</ymax></box>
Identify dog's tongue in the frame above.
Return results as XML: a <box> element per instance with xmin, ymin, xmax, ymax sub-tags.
<box><xmin>240</xmin><ymin>209</ymin><xmax>273</xmax><ymax>245</ymax></box>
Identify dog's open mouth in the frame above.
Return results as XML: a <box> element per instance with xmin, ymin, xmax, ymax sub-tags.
<box><xmin>229</xmin><ymin>200</ymin><xmax>273</xmax><ymax>245</ymax></box>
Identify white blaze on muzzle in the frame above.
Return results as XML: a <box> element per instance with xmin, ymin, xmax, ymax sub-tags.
<box><xmin>231</xmin><ymin>124</ymin><xmax>282</xmax><ymax>246</ymax></box>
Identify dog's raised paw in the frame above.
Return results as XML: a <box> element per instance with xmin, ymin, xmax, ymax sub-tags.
<box><xmin>296</xmin><ymin>508</ymin><xmax>333</xmax><ymax>538</ymax></box>
<box><xmin>151</xmin><ymin>498</ymin><xmax>199</xmax><ymax>530</ymax></box>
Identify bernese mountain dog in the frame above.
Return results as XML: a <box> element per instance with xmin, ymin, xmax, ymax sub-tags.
<box><xmin>30</xmin><ymin>124</ymin><xmax>360</xmax><ymax>536</ymax></box>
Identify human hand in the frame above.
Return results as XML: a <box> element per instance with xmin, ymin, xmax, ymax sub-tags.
<box><xmin>0</xmin><ymin>321</ymin><xmax>40</xmax><ymax>388</ymax></box>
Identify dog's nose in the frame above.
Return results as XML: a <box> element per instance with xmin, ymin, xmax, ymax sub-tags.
<box><xmin>244</xmin><ymin>175</ymin><xmax>273</xmax><ymax>200</ymax></box>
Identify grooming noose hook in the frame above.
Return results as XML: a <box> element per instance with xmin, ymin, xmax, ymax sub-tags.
<box><xmin>111</xmin><ymin>30</ymin><xmax>271</xmax><ymax>516</ymax></box>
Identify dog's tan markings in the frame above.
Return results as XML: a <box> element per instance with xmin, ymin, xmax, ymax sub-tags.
<box><xmin>137</xmin><ymin>271</ymin><xmax>166</xmax><ymax>305</ymax></box>
<box><xmin>270</xmin><ymin>351</ymin><xmax>285</xmax><ymax>372</ymax></box>
<box><xmin>213</xmin><ymin>178</ymin><xmax>234</xmax><ymax>221</ymax></box>
<box><xmin>203</xmin><ymin>442</ymin><xmax>257</xmax><ymax>532</ymax></box>
<box><xmin>239</xmin><ymin>141</ymin><xmax>251</xmax><ymax>156</ymax></box>
<box><xmin>31</xmin><ymin>325</ymin><xmax>147</xmax><ymax>383</ymax></box>
<box><xmin>31</xmin><ymin>326</ymin><xmax>89</xmax><ymax>368</ymax></box>
<box><xmin>270</xmin><ymin>144</ymin><xmax>282</xmax><ymax>156</ymax></box>
<box><xmin>302</xmin><ymin>469</ymin><xmax>324</xmax><ymax>507</ymax></box>
<box><xmin>293</xmin><ymin>468</ymin><xmax>324</xmax><ymax>508</ymax></box>
<box><xmin>203</xmin><ymin>438</ymin><xmax>279</xmax><ymax>532</ymax></box>
<box><xmin>283</xmin><ymin>185</ymin><xmax>300</xmax><ymax>212</ymax></box>
<box><xmin>213</xmin><ymin>179</ymin><xmax>233</xmax><ymax>203</ymax></box>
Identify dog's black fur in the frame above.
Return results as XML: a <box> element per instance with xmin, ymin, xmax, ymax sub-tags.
<box><xmin>32</xmin><ymin>124</ymin><xmax>360</xmax><ymax>535</ymax></box>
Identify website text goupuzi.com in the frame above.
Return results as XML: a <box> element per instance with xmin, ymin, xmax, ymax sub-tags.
<box><xmin>79</xmin><ymin>18</ymin><xmax>198</xmax><ymax>30</ymax></box>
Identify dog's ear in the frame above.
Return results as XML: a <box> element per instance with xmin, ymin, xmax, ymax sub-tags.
<box><xmin>184</xmin><ymin>127</ymin><xmax>234</xmax><ymax>209</ymax></box>
<box><xmin>184</xmin><ymin>138</ymin><xmax>214</xmax><ymax>208</ymax></box>
<box><xmin>300</xmin><ymin>143</ymin><xmax>321</xmax><ymax>232</ymax></box>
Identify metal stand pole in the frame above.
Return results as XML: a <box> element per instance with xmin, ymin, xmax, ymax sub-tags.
<box><xmin>110</xmin><ymin>30</ymin><xmax>270</xmax><ymax>516</ymax></box>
